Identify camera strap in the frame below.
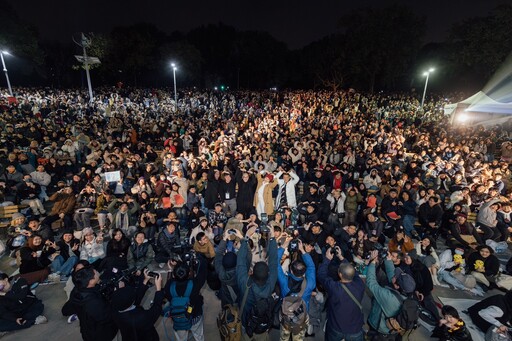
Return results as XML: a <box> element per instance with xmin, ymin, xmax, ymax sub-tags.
<box><xmin>341</xmin><ymin>283</ymin><xmax>363</xmax><ymax>312</ymax></box>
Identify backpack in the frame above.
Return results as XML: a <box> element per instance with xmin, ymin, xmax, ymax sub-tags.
<box><xmin>280</xmin><ymin>279</ymin><xmax>308</xmax><ymax>334</ymax></box>
<box><xmin>384</xmin><ymin>290</ymin><xmax>419</xmax><ymax>335</ymax></box>
<box><xmin>246</xmin><ymin>297</ymin><xmax>275</xmax><ymax>337</ymax></box>
<box><xmin>168</xmin><ymin>280</ymin><xmax>193</xmax><ymax>331</ymax></box>
<box><xmin>217</xmin><ymin>285</ymin><xmax>242</xmax><ymax>341</ymax></box>
<box><xmin>217</xmin><ymin>304</ymin><xmax>242</xmax><ymax>341</ymax></box>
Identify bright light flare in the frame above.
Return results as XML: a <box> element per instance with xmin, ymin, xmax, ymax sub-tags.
<box><xmin>457</xmin><ymin>113</ymin><xmax>469</xmax><ymax>123</ymax></box>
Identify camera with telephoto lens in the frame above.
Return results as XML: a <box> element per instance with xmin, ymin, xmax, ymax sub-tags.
<box><xmin>98</xmin><ymin>267</ymin><xmax>138</xmax><ymax>301</ymax></box>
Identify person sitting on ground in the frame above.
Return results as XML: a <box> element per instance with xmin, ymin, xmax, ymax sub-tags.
<box><xmin>467</xmin><ymin>245</ymin><xmax>500</xmax><ymax>290</ymax></box>
<box><xmin>127</xmin><ymin>231</ymin><xmax>155</xmax><ymax>274</ymax></box>
<box><xmin>41</xmin><ymin>186</ymin><xmax>76</xmax><ymax>230</ymax></box>
<box><xmin>388</xmin><ymin>227</ymin><xmax>415</xmax><ymax>254</ymax></box>
<box><xmin>431</xmin><ymin>305</ymin><xmax>472</xmax><ymax>341</ymax></box>
<box><xmin>18</xmin><ymin>175</ymin><xmax>46</xmax><ymax>217</ymax></box>
<box><xmin>49</xmin><ymin>230</ymin><xmax>80</xmax><ymax>281</ymax></box>
<box><xmin>74</xmin><ymin>183</ymin><xmax>98</xmax><ymax>231</ymax></box>
<box><xmin>155</xmin><ymin>221</ymin><xmax>181</xmax><ymax>266</ymax></box>
<box><xmin>108</xmin><ymin>196</ymin><xmax>140</xmax><ymax>238</ymax></box>
<box><xmin>447</xmin><ymin>213</ymin><xmax>482</xmax><ymax>251</ymax></box>
<box><xmin>101</xmin><ymin>228</ymin><xmax>130</xmax><ymax>278</ymax></box>
<box><xmin>193</xmin><ymin>231</ymin><xmax>216</xmax><ymax>260</ymax></box>
<box><xmin>0</xmin><ymin>273</ymin><xmax>48</xmax><ymax>334</ymax></box>
<box><xmin>79</xmin><ymin>227</ymin><xmax>105</xmax><ymax>269</ymax></box>
<box><xmin>437</xmin><ymin>248</ymin><xmax>483</xmax><ymax>296</ymax></box>
<box><xmin>468</xmin><ymin>291</ymin><xmax>512</xmax><ymax>335</ymax></box>
<box><xmin>17</xmin><ymin>235</ymin><xmax>51</xmax><ymax>285</ymax></box>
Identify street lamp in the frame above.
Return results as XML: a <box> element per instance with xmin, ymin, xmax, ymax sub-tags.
<box><xmin>0</xmin><ymin>51</ymin><xmax>13</xmax><ymax>97</ymax></box>
<box><xmin>420</xmin><ymin>67</ymin><xmax>435</xmax><ymax>108</ymax></box>
<box><xmin>171</xmin><ymin>63</ymin><xmax>177</xmax><ymax>111</ymax></box>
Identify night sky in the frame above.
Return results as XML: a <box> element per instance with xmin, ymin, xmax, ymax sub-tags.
<box><xmin>5</xmin><ymin>0</ymin><xmax>508</xmax><ymax>49</ymax></box>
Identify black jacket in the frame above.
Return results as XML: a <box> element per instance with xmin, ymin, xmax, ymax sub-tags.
<box><xmin>0</xmin><ymin>278</ymin><xmax>41</xmax><ymax>322</ymax></box>
<box><xmin>62</xmin><ymin>287</ymin><xmax>118</xmax><ymax>341</ymax></box>
<box><xmin>112</xmin><ymin>284</ymin><xmax>164</xmax><ymax>341</ymax></box>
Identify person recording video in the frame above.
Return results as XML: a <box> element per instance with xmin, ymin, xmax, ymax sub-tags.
<box><xmin>111</xmin><ymin>269</ymin><xmax>164</xmax><ymax>341</ymax></box>
<box><xmin>61</xmin><ymin>266</ymin><xmax>118</xmax><ymax>341</ymax></box>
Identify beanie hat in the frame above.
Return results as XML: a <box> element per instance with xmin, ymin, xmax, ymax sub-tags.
<box><xmin>111</xmin><ymin>286</ymin><xmax>136</xmax><ymax>311</ymax></box>
<box><xmin>252</xmin><ymin>262</ymin><xmax>269</xmax><ymax>284</ymax></box>
<box><xmin>11</xmin><ymin>213</ymin><xmax>25</xmax><ymax>220</ymax></box>
<box><xmin>394</xmin><ymin>268</ymin><xmax>416</xmax><ymax>294</ymax></box>
<box><xmin>222</xmin><ymin>252</ymin><xmax>237</xmax><ymax>269</ymax></box>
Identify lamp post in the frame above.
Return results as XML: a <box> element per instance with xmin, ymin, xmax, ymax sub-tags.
<box><xmin>0</xmin><ymin>51</ymin><xmax>13</xmax><ymax>97</ymax></box>
<box><xmin>171</xmin><ymin>63</ymin><xmax>177</xmax><ymax>111</ymax></box>
<box><xmin>421</xmin><ymin>68</ymin><xmax>435</xmax><ymax>108</ymax></box>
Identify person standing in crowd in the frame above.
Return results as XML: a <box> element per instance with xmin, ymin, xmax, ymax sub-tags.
<box><xmin>276</xmin><ymin>239</ymin><xmax>316</xmax><ymax>341</ymax></box>
<box><xmin>318</xmin><ymin>244</ymin><xmax>365</xmax><ymax>341</ymax></box>
<box><xmin>111</xmin><ymin>269</ymin><xmax>164</xmax><ymax>341</ymax></box>
<box><xmin>275</xmin><ymin>168</ymin><xmax>300</xmax><ymax>211</ymax></box>
<box><xmin>164</xmin><ymin>256</ymin><xmax>207</xmax><ymax>341</ymax></box>
<box><xmin>236</xmin><ymin>225</ymin><xmax>277</xmax><ymax>341</ymax></box>
<box><xmin>62</xmin><ymin>266</ymin><xmax>118</xmax><ymax>341</ymax></box>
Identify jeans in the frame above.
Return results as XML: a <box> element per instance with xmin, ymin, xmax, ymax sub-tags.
<box><xmin>402</xmin><ymin>215</ymin><xmax>416</xmax><ymax>236</ymax></box>
<box><xmin>0</xmin><ymin>300</ymin><xmax>44</xmax><ymax>332</ymax></box>
<box><xmin>52</xmin><ymin>255</ymin><xmax>78</xmax><ymax>276</ymax></box>
<box><xmin>438</xmin><ymin>270</ymin><xmax>466</xmax><ymax>290</ymax></box>
<box><xmin>325</xmin><ymin>322</ymin><xmax>364</xmax><ymax>341</ymax></box>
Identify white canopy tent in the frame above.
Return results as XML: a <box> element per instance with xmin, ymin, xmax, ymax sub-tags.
<box><xmin>444</xmin><ymin>91</ymin><xmax>512</xmax><ymax>127</ymax></box>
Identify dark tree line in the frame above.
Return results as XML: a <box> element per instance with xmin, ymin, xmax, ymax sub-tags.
<box><xmin>1</xmin><ymin>0</ymin><xmax>511</xmax><ymax>92</ymax></box>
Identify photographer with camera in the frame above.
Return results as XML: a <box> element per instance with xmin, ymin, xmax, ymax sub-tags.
<box><xmin>318</xmin><ymin>245</ymin><xmax>365</xmax><ymax>341</ymax></box>
<box><xmin>215</xmin><ymin>229</ymin><xmax>243</xmax><ymax>306</ymax></box>
<box><xmin>277</xmin><ymin>238</ymin><xmax>316</xmax><ymax>341</ymax></box>
<box><xmin>236</xmin><ymin>224</ymin><xmax>278</xmax><ymax>341</ymax></box>
<box><xmin>163</xmin><ymin>253</ymin><xmax>207</xmax><ymax>341</ymax></box>
<box><xmin>111</xmin><ymin>269</ymin><xmax>164</xmax><ymax>341</ymax></box>
<box><xmin>62</xmin><ymin>266</ymin><xmax>118</xmax><ymax>341</ymax></box>
<box><xmin>366</xmin><ymin>250</ymin><xmax>418</xmax><ymax>340</ymax></box>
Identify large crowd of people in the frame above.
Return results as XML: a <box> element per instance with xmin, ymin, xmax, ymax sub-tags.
<box><xmin>0</xmin><ymin>86</ymin><xmax>512</xmax><ymax>341</ymax></box>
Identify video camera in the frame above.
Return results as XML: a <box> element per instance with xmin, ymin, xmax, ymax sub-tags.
<box><xmin>98</xmin><ymin>267</ymin><xmax>138</xmax><ymax>301</ymax></box>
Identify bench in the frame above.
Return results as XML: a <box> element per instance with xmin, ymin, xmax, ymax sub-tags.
<box><xmin>0</xmin><ymin>205</ymin><xmax>23</xmax><ymax>229</ymax></box>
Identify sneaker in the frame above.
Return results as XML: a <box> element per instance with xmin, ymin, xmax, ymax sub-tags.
<box><xmin>30</xmin><ymin>282</ymin><xmax>39</xmax><ymax>290</ymax></box>
<box><xmin>158</xmin><ymin>263</ymin><xmax>165</xmax><ymax>269</ymax></box>
<box><xmin>67</xmin><ymin>314</ymin><xmax>78</xmax><ymax>324</ymax></box>
<box><xmin>60</xmin><ymin>275</ymin><xmax>69</xmax><ymax>282</ymax></box>
<box><xmin>48</xmin><ymin>273</ymin><xmax>61</xmax><ymax>283</ymax></box>
<box><xmin>34</xmin><ymin>315</ymin><xmax>48</xmax><ymax>325</ymax></box>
